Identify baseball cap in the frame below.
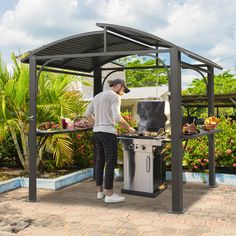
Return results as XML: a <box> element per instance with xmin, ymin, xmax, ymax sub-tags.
<box><xmin>107</xmin><ymin>79</ymin><xmax>130</xmax><ymax>93</ymax></box>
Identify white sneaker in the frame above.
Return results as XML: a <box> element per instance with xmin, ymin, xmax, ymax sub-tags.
<box><xmin>97</xmin><ymin>191</ymin><xmax>105</xmax><ymax>199</ymax></box>
<box><xmin>104</xmin><ymin>193</ymin><xmax>125</xmax><ymax>203</ymax></box>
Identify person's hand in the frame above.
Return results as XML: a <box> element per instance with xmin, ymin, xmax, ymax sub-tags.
<box><xmin>128</xmin><ymin>127</ymin><xmax>136</xmax><ymax>134</ymax></box>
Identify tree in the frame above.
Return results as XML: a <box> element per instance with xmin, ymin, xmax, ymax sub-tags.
<box><xmin>182</xmin><ymin>70</ymin><xmax>236</xmax><ymax>116</ymax></box>
<box><xmin>117</xmin><ymin>58</ymin><xmax>168</xmax><ymax>87</ymax></box>
<box><xmin>0</xmin><ymin>54</ymin><xmax>86</xmax><ymax>171</ymax></box>
<box><xmin>183</xmin><ymin>70</ymin><xmax>236</xmax><ymax>95</ymax></box>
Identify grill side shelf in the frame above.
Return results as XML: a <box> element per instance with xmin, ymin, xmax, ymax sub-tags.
<box><xmin>36</xmin><ymin>127</ymin><xmax>92</xmax><ymax>136</ymax></box>
<box><xmin>180</xmin><ymin>129</ymin><xmax>222</xmax><ymax>140</ymax></box>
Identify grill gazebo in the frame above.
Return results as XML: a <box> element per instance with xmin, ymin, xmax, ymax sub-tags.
<box><xmin>21</xmin><ymin>23</ymin><xmax>222</xmax><ymax>213</ymax></box>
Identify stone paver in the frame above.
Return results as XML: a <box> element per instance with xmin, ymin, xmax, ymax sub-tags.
<box><xmin>0</xmin><ymin>179</ymin><xmax>235</xmax><ymax>235</ymax></box>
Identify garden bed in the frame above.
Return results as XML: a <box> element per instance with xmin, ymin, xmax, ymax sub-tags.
<box><xmin>0</xmin><ymin>167</ymin><xmax>81</xmax><ymax>182</ymax></box>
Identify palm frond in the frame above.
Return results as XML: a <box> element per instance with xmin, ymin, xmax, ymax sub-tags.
<box><xmin>45</xmin><ymin>134</ymin><xmax>73</xmax><ymax>167</ymax></box>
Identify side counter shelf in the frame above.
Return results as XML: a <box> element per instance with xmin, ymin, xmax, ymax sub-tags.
<box><xmin>180</xmin><ymin>129</ymin><xmax>222</xmax><ymax>140</ymax></box>
<box><xmin>36</xmin><ymin>127</ymin><xmax>92</xmax><ymax>136</ymax></box>
<box><xmin>36</xmin><ymin>127</ymin><xmax>92</xmax><ymax>150</ymax></box>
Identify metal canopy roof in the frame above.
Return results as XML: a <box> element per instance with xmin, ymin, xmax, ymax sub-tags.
<box><xmin>21</xmin><ymin>30</ymin><xmax>151</xmax><ymax>72</ymax></box>
<box><xmin>21</xmin><ymin>23</ymin><xmax>222</xmax><ymax>72</ymax></box>
<box><xmin>97</xmin><ymin>23</ymin><xmax>222</xmax><ymax>70</ymax></box>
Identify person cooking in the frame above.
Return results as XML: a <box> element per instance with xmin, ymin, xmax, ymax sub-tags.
<box><xmin>84</xmin><ymin>79</ymin><xmax>135</xmax><ymax>203</ymax></box>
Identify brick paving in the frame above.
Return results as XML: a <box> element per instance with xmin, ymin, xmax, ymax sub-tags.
<box><xmin>0</xmin><ymin>179</ymin><xmax>236</xmax><ymax>236</ymax></box>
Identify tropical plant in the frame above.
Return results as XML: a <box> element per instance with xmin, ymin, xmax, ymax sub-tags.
<box><xmin>0</xmin><ymin>54</ymin><xmax>86</xmax><ymax>171</ymax></box>
<box><xmin>164</xmin><ymin>117</ymin><xmax>236</xmax><ymax>172</ymax></box>
<box><xmin>116</xmin><ymin>111</ymin><xmax>137</xmax><ymax>163</ymax></box>
<box><xmin>36</xmin><ymin>72</ymin><xmax>87</xmax><ymax>168</ymax></box>
<box><xmin>116</xmin><ymin>110</ymin><xmax>137</xmax><ymax>134</ymax></box>
<box><xmin>72</xmin><ymin>131</ymin><xmax>94</xmax><ymax>169</ymax></box>
<box><xmin>0</xmin><ymin>133</ymin><xmax>20</xmax><ymax>168</ymax></box>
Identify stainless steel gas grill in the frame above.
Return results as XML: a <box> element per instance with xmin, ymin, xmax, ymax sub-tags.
<box><xmin>118</xmin><ymin>101</ymin><xmax>169</xmax><ymax>198</ymax></box>
<box><xmin>119</xmin><ymin>135</ymin><xmax>168</xmax><ymax>197</ymax></box>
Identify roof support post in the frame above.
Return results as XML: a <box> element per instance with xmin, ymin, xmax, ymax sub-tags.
<box><xmin>93</xmin><ymin>67</ymin><xmax>102</xmax><ymax>96</ymax></box>
<box><xmin>207</xmin><ymin>66</ymin><xmax>217</xmax><ymax>187</ymax></box>
<box><xmin>92</xmin><ymin>67</ymin><xmax>102</xmax><ymax>180</ymax></box>
<box><xmin>28</xmin><ymin>56</ymin><xmax>37</xmax><ymax>201</ymax></box>
<box><xmin>104</xmin><ymin>26</ymin><xmax>107</xmax><ymax>52</ymax></box>
<box><xmin>169</xmin><ymin>48</ymin><xmax>184</xmax><ymax>213</ymax></box>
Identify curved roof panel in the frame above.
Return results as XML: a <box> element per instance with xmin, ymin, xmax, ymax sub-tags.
<box><xmin>97</xmin><ymin>23</ymin><xmax>222</xmax><ymax>70</ymax></box>
<box><xmin>21</xmin><ymin>23</ymin><xmax>222</xmax><ymax>72</ymax></box>
<box><xmin>21</xmin><ymin>30</ymin><xmax>151</xmax><ymax>72</ymax></box>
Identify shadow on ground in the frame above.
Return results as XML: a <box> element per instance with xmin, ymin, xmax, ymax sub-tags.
<box><xmin>38</xmin><ymin>179</ymin><xmax>211</xmax><ymax>212</ymax></box>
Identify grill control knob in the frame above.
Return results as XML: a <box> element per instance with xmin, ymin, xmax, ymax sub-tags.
<box><xmin>128</xmin><ymin>144</ymin><xmax>134</xmax><ymax>150</ymax></box>
<box><xmin>141</xmin><ymin>145</ymin><xmax>146</xmax><ymax>150</ymax></box>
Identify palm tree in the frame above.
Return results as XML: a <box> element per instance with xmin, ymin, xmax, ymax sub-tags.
<box><xmin>36</xmin><ymin>71</ymin><xmax>88</xmax><ymax>168</ymax></box>
<box><xmin>0</xmin><ymin>54</ymin><xmax>87</xmax><ymax>172</ymax></box>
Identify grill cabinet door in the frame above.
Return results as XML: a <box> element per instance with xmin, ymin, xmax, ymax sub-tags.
<box><xmin>123</xmin><ymin>150</ymin><xmax>154</xmax><ymax>193</ymax></box>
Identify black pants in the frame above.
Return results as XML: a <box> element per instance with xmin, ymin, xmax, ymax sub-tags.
<box><xmin>94</xmin><ymin>132</ymin><xmax>118</xmax><ymax>189</ymax></box>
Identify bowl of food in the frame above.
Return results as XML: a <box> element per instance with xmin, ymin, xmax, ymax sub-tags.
<box><xmin>202</xmin><ymin>124</ymin><xmax>216</xmax><ymax>131</ymax></box>
<box><xmin>202</xmin><ymin>116</ymin><xmax>220</xmax><ymax>130</ymax></box>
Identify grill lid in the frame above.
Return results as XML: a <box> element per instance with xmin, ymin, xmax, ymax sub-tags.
<box><xmin>137</xmin><ymin>101</ymin><xmax>167</xmax><ymax>132</ymax></box>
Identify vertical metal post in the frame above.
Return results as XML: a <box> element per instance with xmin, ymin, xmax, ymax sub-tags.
<box><xmin>93</xmin><ymin>67</ymin><xmax>102</xmax><ymax>95</ymax></box>
<box><xmin>155</xmin><ymin>46</ymin><xmax>159</xmax><ymax>67</ymax></box>
<box><xmin>169</xmin><ymin>48</ymin><xmax>184</xmax><ymax>213</ymax></box>
<box><xmin>92</xmin><ymin>67</ymin><xmax>102</xmax><ymax>179</ymax></box>
<box><xmin>207</xmin><ymin>66</ymin><xmax>216</xmax><ymax>187</ymax></box>
<box><xmin>29</xmin><ymin>56</ymin><xmax>37</xmax><ymax>201</ymax></box>
<box><xmin>104</xmin><ymin>26</ymin><xmax>107</xmax><ymax>52</ymax></box>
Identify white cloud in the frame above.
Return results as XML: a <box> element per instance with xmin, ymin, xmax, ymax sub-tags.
<box><xmin>0</xmin><ymin>25</ymin><xmax>42</xmax><ymax>47</ymax></box>
<box><xmin>155</xmin><ymin>0</ymin><xmax>236</xmax><ymax>69</ymax></box>
<box><xmin>0</xmin><ymin>0</ymin><xmax>235</xmax><ymax>73</ymax></box>
<box><xmin>182</xmin><ymin>71</ymin><xmax>201</xmax><ymax>88</ymax></box>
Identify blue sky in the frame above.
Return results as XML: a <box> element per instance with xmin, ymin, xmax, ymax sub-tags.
<box><xmin>0</xmin><ymin>0</ymin><xmax>236</xmax><ymax>86</ymax></box>
<box><xmin>0</xmin><ymin>0</ymin><xmax>17</xmax><ymax>16</ymax></box>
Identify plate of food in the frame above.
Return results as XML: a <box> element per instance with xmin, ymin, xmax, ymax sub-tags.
<box><xmin>74</xmin><ymin>116</ymin><xmax>94</xmax><ymax>129</ymax></box>
<box><xmin>201</xmin><ymin>124</ymin><xmax>217</xmax><ymax>131</ymax></box>
<box><xmin>182</xmin><ymin>122</ymin><xmax>198</xmax><ymax>135</ymax></box>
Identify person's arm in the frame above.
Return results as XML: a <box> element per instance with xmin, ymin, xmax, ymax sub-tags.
<box><xmin>111</xmin><ymin>95</ymin><xmax>135</xmax><ymax>134</ymax></box>
<box><xmin>118</xmin><ymin>117</ymin><xmax>136</xmax><ymax>134</ymax></box>
<box><xmin>84</xmin><ymin>101</ymin><xmax>94</xmax><ymax>117</ymax></box>
<box><xmin>83</xmin><ymin>101</ymin><xmax>95</xmax><ymax>125</ymax></box>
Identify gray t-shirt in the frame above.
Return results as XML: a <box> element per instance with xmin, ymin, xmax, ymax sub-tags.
<box><xmin>85</xmin><ymin>90</ymin><xmax>122</xmax><ymax>135</ymax></box>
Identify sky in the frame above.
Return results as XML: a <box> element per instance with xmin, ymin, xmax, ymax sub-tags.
<box><xmin>0</xmin><ymin>0</ymin><xmax>236</xmax><ymax>87</ymax></box>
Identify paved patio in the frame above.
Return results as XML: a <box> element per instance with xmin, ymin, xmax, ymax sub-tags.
<box><xmin>0</xmin><ymin>179</ymin><xmax>236</xmax><ymax>236</ymax></box>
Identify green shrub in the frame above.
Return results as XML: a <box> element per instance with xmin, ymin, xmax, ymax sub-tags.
<box><xmin>165</xmin><ymin>116</ymin><xmax>236</xmax><ymax>172</ymax></box>
<box><xmin>72</xmin><ymin>130</ymin><xmax>94</xmax><ymax>169</ymax></box>
<box><xmin>215</xmin><ymin>117</ymin><xmax>236</xmax><ymax>168</ymax></box>
<box><xmin>117</xmin><ymin>111</ymin><xmax>137</xmax><ymax>163</ymax></box>
<box><xmin>0</xmin><ymin>134</ymin><xmax>22</xmax><ymax>168</ymax></box>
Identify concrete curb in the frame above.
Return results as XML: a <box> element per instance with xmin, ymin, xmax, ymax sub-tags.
<box><xmin>0</xmin><ymin>178</ymin><xmax>21</xmax><ymax>193</ymax></box>
<box><xmin>0</xmin><ymin>168</ymin><xmax>93</xmax><ymax>193</ymax></box>
<box><xmin>1</xmin><ymin>168</ymin><xmax>235</xmax><ymax>194</ymax></box>
<box><xmin>166</xmin><ymin>171</ymin><xmax>236</xmax><ymax>186</ymax></box>
<box><xmin>115</xmin><ymin>170</ymin><xmax>236</xmax><ymax>186</ymax></box>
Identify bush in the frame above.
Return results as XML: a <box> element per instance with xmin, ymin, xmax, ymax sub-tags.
<box><xmin>165</xmin><ymin>116</ymin><xmax>236</xmax><ymax>173</ymax></box>
<box><xmin>72</xmin><ymin>130</ymin><xmax>94</xmax><ymax>169</ymax></box>
<box><xmin>117</xmin><ymin>111</ymin><xmax>137</xmax><ymax>163</ymax></box>
<box><xmin>0</xmin><ymin>134</ymin><xmax>22</xmax><ymax>169</ymax></box>
<box><xmin>116</xmin><ymin>111</ymin><xmax>137</xmax><ymax>134</ymax></box>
